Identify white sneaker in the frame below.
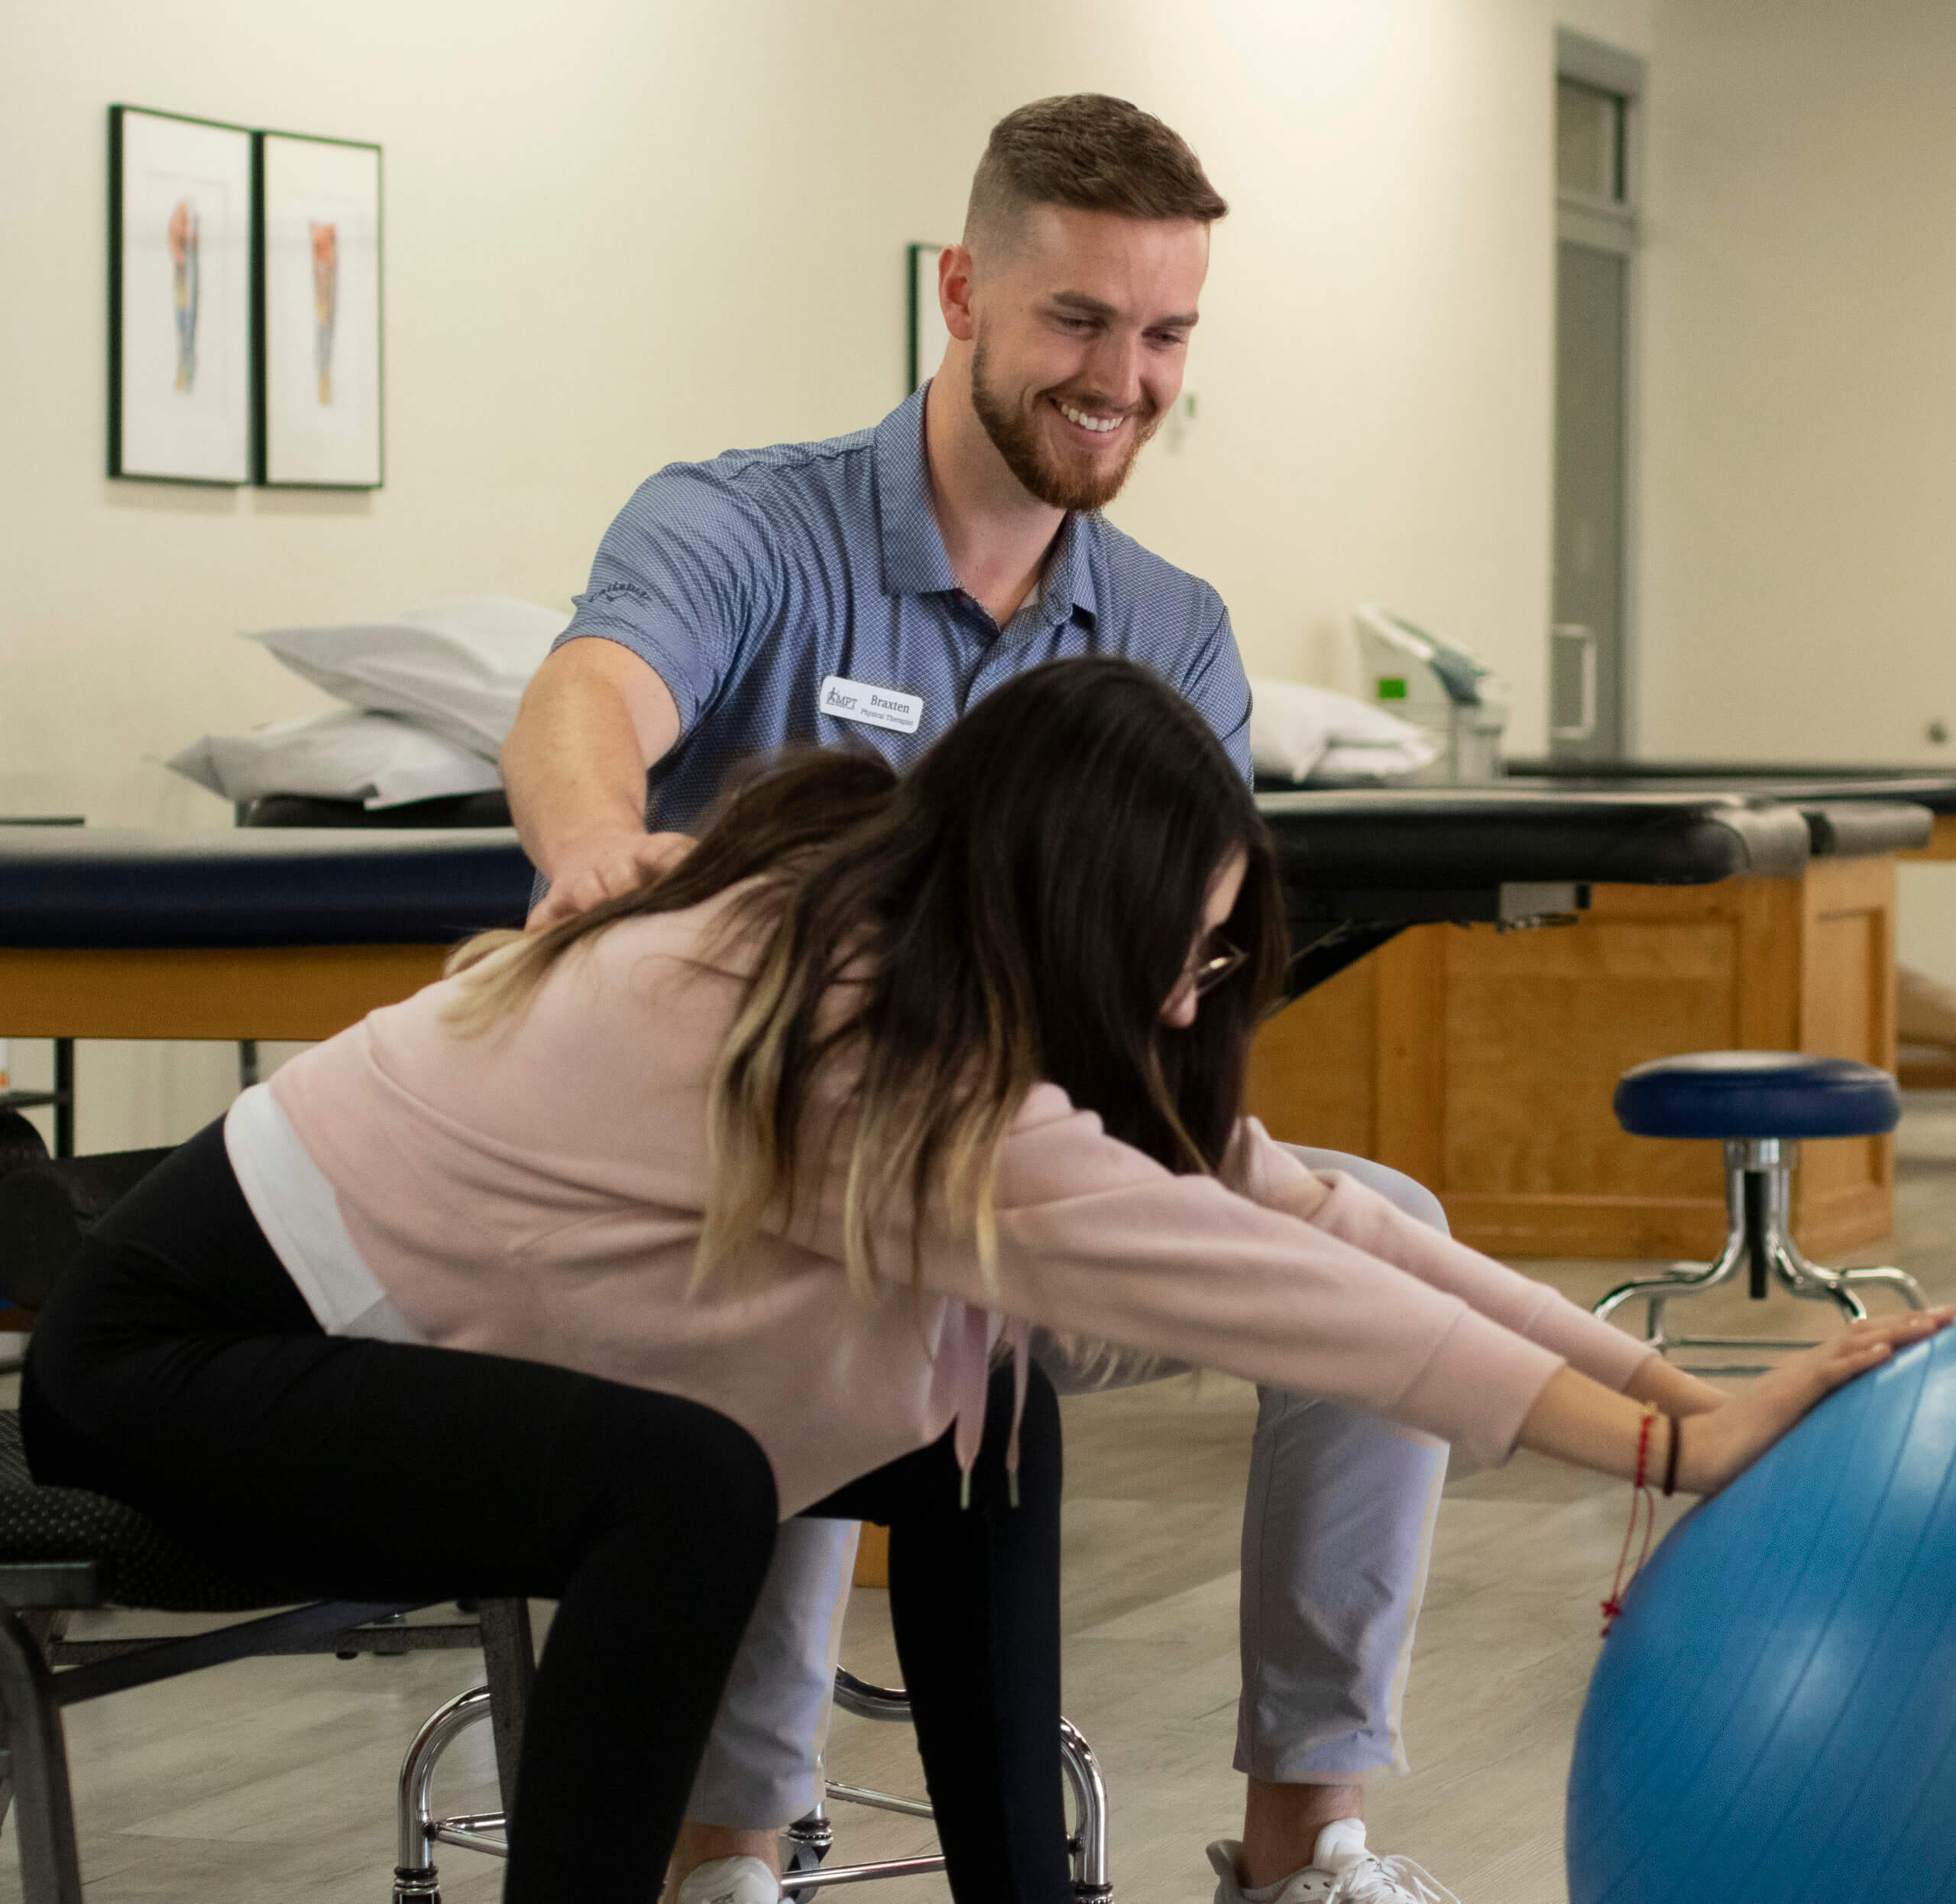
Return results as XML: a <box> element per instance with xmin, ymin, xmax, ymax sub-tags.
<box><xmin>674</xmin><ymin>1854</ymin><xmax>781</xmax><ymax>1904</ymax></box>
<box><xmin>1207</xmin><ymin>1818</ymin><xmax>1461</xmax><ymax>1904</ymax></box>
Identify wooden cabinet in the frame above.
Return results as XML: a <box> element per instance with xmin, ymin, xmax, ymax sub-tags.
<box><xmin>1247</xmin><ymin>856</ymin><xmax>1897</xmax><ymax>1259</ymax></box>
<box><xmin>1897</xmin><ymin>814</ymin><xmax>1956</xmax><ymax>1088</ymax></box>
<box><xmin>853</xmin><ymin>1522</ymin><xmax>890</xmax><ymax>1588</ymax></box>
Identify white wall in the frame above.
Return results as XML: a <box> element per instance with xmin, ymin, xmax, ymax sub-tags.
<box><xmin>2</xmin><ymin>0</ymin><xmax>1602</xmax><ymax>1146</ymax></box>
<box><xmin>1638</xmin><ymin>0</ymin><xmax>1956</xmax><ymax>766</ymax></box>
<box><xmin>1556</xmin><ymin>0</ymin><xmax>1652</xmax><ymax>52</ymax></box>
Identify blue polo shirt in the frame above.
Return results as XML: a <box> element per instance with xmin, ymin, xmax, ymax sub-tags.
<box><xmin>557</xmin><ymin>384</ymin><xmax>1251</xmax><ymax>833</ymax></box>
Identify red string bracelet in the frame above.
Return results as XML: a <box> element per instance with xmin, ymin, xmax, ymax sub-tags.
<box><xmin>1601</xmin><ymin>1401</ymin><xmax>1660</xmax><ymax>1637</ymax></box>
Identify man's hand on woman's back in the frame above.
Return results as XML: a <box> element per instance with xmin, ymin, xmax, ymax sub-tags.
<box><xmin>526</xmin><ymin>828</ymin><xmax>696</xmax><ymax>931</ymax></box>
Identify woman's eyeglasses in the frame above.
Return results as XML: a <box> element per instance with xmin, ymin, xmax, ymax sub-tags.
<box><xmin>1184</xmin><ymin>934</ymin><xmax>1247</xmax><ymax>998</ymax></box>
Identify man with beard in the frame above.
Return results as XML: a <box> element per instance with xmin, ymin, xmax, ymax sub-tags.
<box><xmin>503</xmin><ymin>95</ymin><xmax>1461</xmax><ymax>1904</ymax></box>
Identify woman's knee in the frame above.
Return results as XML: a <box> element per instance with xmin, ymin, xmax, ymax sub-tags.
<box><xmin>594</xmin><ymin>1388</ymin><xmax>779</xmax><ymax>1558</ymax></box>
<box><xmin>1278</xmin><ymin>1144</ymin><xmax>1449</xmax><ymax>1236</ymax></box>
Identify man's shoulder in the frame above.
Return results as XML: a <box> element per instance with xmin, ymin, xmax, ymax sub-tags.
<box><xmin>594</xmin><ymin>423</ymin><xmax>879</xmax><ymax>576</ymax></box>
<box><xmin>1080</xmin><ymin>512</ymin><xmax>1228</xmax><ymax>636</ymax></box>
<box><xmin>645</xmin><ymin>420</ymin><xmax>879</xmax><ymax>511</ymax></box>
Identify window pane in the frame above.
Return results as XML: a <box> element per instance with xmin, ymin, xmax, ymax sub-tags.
<box><xmin>1557</xmin><ymin>78</ymin><xmax>1623</xmax><ymax>200</ymax></box>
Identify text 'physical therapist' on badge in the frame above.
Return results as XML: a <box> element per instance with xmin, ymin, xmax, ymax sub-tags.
<box><xmin>819</xmin><ymin>675</ymin><xmax>924</xmax><ymax>735</ymax></box>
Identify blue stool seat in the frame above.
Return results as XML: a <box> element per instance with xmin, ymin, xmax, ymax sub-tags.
<box><xmin>1614</xmin><ymin>1051</ymin><xmax>1900</xmax><ymax>1141</ymax></box>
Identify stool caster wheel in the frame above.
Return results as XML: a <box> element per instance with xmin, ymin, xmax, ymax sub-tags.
<box><xmin>782</xmin><ymin>1809</ymin><xmax>831</xmax><ymax>1904</ymax></box>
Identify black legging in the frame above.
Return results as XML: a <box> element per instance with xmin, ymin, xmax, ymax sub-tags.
<box><xmin>21</xmin><ymin>1120</ymin><xmax>1069</xmax><ymax>1904</ymax></box>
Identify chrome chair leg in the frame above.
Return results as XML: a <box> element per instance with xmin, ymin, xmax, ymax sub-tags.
<box><xmin>393</xmin><ymin>1684</ymin><xmax>496</xmax><ymax>1903</ymax></box>
<box><xmin>1594</xmin><ymin>1226</ymin><xmax>1750</xmax><ymax>1349</ymax></box>
<box><xmin>831</xmin><ymin>1666</ymin><xmax>909</xmax><ymax>1721</ymax></box>
<box><xmin>1061</xmin><ymin>1715</ymin><xmax>1112</xmax><ymax>1902</ymax></box>
<box><xmin>810</xmin><ymin>1670</ymin><xmax>1115</xmax><ymax>1901</ymax></box>
<box><xmin>1593</xmin><ymin>1138</ymin><xmax>1925</xmax><ymax>1375</ymax></box>
<box><xmin>1766</xmin><ymin>1205</ymin><xmax>1925</xmax><ymax>1316</ymax></box>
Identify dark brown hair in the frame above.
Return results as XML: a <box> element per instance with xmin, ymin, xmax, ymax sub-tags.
<box><xmin>965</xmin><ymin>94</ymin><xmax>1229</xmax><ymax>252</ymax></box>
<box><xmin>447</xmin><ymin>658</ymin><xmax>1284</xmax><ymax>1294</ymax></box>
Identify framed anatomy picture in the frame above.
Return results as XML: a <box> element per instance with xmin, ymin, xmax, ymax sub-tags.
<box><xmin>257</xmin><ymin>128</ymin><xmax>384</xmax><ymax>487</ymax></box>
<box><xmin>109</xmin><ymin>105</ymin><xmax>254</xmax><ymax>484</ymax></box>
<box><xmin>907</xmin><ymin>242</ymin><xmax>951</xmax><ymax>394</ymax></box>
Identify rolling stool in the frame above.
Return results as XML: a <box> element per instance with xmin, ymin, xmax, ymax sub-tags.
<box><xmin>393</xmin><ymin>1666</ymin><xmax>1112</xmax><ymax>1902</ymax></box>
<box><xmin>1594</xmin><ymin>1051</ymin><xmax>1926</xmax><ymax>1375</ymax></box>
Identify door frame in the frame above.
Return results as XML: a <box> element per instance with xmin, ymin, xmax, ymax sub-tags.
<box><xmin>1554</xmin><ymin>28</ymin><xmax>1647</xmax><ymax>759</ymax></box>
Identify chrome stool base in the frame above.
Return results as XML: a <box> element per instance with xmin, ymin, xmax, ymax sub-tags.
<box><xmin>1595</xmin><ymin>1138</ymin><xmax>1925</xmax><ymax>1375</ymax></box>
<box><xmin>393</xmin><ymin>1664</ymin><xmax>1114</xmax><ymax>1902</ymax></box>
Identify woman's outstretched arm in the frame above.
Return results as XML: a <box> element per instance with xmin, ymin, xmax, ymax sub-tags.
<box><xmin>1517</xmin><ymin>1310</ymin><xmax>1954</xmax><ymax>1493</ymax></box>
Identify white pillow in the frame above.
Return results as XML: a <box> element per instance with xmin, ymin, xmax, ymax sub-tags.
<box><xmin>168</xmin><ymin>709</ymin><xmax>504</xmax><ymax>810</ymax></box>
<box><xmin>1248</xmin><ymin>678</ymin><xmax>1439</xmax><ymax>782</ymax></box>
<box><xmin>248</xmin><ymin>596</ymin><xmax>568</xmax><ymax>759</ymax></box>
<box><xmin>1312</xmin><ymin>740</ymin><xmax>1439</xmax><ymax>784</ymax></box>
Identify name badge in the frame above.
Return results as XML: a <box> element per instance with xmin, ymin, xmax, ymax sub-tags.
<box><xmin>820</xmin><ymin>674</ymin><xmax>923</xmax><ymax>735</ymax></box>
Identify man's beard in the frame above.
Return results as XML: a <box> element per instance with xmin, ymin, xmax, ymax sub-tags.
<box><xmin>969</xmin><ymin>335</ymin><xmax>1159</xmax><ymax>512</ymax></box>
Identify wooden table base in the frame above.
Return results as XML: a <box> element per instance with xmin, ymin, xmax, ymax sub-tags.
<box><xmin>0</xmin><ymin>944</ymin><xmax>452</xmax><ymax>1042</ymax></box>
<box><xmin>1248</xmin><ymin>856</ymin><xmax>1898</xmax><ymax>1260</ymax></box>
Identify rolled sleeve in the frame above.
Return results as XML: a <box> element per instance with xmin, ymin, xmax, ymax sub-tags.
<box><xmin>559</xmin><ymin>465</ymin><xmax>777</xmax><ymax>735</ymax></box>
<box><xmin>1177</xmin><ymin>601</ymin><xmax>1253</xmax><ymax>783</ymax></box>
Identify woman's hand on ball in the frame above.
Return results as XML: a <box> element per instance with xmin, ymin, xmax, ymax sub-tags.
<box><xmin>1680</xmin><ymin>1308</ymin><xmax>1956</xmax><ymax>1495</ymax></box>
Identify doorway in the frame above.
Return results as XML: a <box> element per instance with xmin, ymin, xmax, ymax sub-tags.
<box><xmin>1551</xmin><ymin>33</ymin><xmax>1644</xmax><ymax>763</ymax></box>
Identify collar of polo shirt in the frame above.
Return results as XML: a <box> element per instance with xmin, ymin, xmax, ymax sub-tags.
<box><xmin>873</xmin><ymin>386</ymin><xmax>1100</xmax><ymax>632</ymax></box>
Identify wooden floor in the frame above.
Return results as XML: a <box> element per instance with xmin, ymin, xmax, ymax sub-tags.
<box><xmin>8</xmin><ymin>1098</ymin><xmax>1956</xmax><ymax>1903</ymax></box>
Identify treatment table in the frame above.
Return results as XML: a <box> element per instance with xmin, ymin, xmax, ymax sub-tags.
<box><xmin>0</xmin><ymin>785</ymin><xmax>1819</xmax><ymax>1033</ymax></box>
<box><xmin>0</xmin><ymin>785</ymin><xmax>1927</xmax><ymax>1273</ymax></box>
<box><xmin>1503</xmin><ymin>761</ymin><xmax>1956</xmax><ymax>1088</ymax></box>
<box><xmin>1252</xmin><ymin>776</ymin><xmax>1935</xmax><ymax>1261</ymax></box>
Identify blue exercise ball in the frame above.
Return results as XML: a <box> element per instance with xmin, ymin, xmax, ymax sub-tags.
<box><xmin>1568</xmin><ymin>1326</ymin><xmax>1956</xmax><ymax>1904</ymax></box>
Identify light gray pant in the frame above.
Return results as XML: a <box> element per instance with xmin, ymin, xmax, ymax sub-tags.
<box><xmin>685</xmin><ymin>1148</ymin><xmax>1451</xmax><ymax>1826</ymax></box>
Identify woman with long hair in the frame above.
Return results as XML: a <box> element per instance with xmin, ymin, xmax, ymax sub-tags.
<box><xmin>22</xmin><ymin>657</ymin><xmax>1944</xmax><ymax>1903</ymax></box>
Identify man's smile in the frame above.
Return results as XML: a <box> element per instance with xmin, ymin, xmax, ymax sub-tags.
<box><xmin>1051</xmin><ymin>396</ymin><xmax>1129</xmax><ymax>441</ymax></box>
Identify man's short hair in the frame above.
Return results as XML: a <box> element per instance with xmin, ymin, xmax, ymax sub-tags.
<box><xmin>965</xmin><ymin>94</ymin><xmax>1228</xmax><ymax>253</ymax></box>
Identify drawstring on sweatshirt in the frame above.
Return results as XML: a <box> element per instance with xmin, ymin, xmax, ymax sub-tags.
<box><xmin>950</xmin><ymin>1311</ymin><xmax>1032</xmax><ymax>1511</ymax></box>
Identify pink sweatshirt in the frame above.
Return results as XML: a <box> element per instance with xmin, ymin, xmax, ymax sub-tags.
<box><xmin>262</xmin><ymin>892</ymin><xmax>1652</xmax><ymax>1515</ymax></box>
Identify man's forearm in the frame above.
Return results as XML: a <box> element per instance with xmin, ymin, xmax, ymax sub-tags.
<box><xmin>503</xmin><ymin>657</ymin><xmax>663</xmax><ymax>879</ymax></box>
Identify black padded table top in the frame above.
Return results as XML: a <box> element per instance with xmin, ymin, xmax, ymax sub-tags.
<box><xmin>1254</xmin><ymin>785</ymin><xmax>1812</xmax><ymax>888</ymax></box>
<box><xmin>1796</xmin><ymin>801</ymin><xmax>1934</xmax><ymax>856</ymax></box>
<box><xmin>1252</xmin><ymin>787</ymin><xmax>1818</xmax><ymax>991</ymax></box>
<box><xmin>0</xmin><ymin>792</ymin><xmax>1813</xmax><ymax>955</ymax></box>
<box><xmin>0</xmin><ymin>826</ymin><xmax>533</xmax><ymax>949</ymax></box>
<box><xmin>245</xmin><ymin>782</ymin><xmax>1868</xmax><ymax>881</ymax></box>
<box><xmin>1501</xmin><ymin>759</ymin><xmax>1956</xmax><ymax>817</ymax></box>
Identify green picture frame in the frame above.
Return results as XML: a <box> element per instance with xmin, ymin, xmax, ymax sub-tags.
<box><xmin>108</xmin><ymin>104</ymin><xmax>256</xmax><ymax>485</ymax></box>
<box><xmin>255</xmin><ymin>127</ymin><xmax>385</xmax><ymax>489</ymax></box>
<box><xmin>907</xmin><ymin>241</ymin><xmax>950</xmax><ymax>394</ymax></box>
